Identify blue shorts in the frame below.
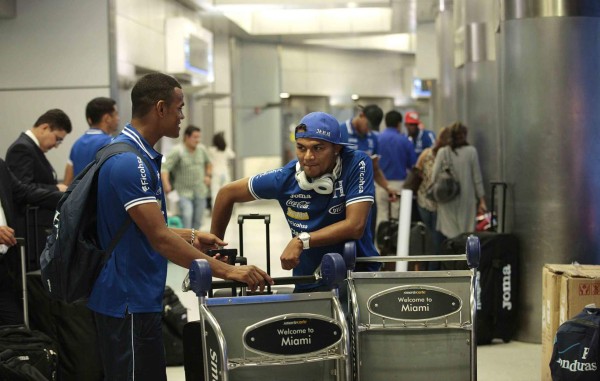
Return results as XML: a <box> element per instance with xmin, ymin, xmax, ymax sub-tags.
<box><xmin>94</xmin><ymin>311</ymin><xmax>166</xmax><ymax>381</ymax></box>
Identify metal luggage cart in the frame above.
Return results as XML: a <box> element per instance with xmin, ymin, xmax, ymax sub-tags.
<box><xmin>184</xmin><ymin>252</ymin><xmax>352</xmax><ymax>381</ymax></box>
<box><xmin>348</xmin><ymin>235</ymin><xmax>481</xmax><ymax>381</ymax></box>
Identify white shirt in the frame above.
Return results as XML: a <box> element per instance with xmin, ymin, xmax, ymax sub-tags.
<box><xmin>0</xmin><ymin>201</ymin><xmax>9</xmax><ymax>254</ymax></box>
<box><xmin>25</xmin><ymin>129</ymin><xmax>41</xmax><ymax>147</ymax></box>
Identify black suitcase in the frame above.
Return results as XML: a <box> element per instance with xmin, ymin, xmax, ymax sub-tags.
<box><xmin>27</xmin><ymin>269</ymin><xmax>103</xmax><ymax>379</ymax></box>
<box><xmin>213</xmin><ymin>213</ymin><xmax>282</xmax><ymax>295</ymax></box>
<box><xmin>0</xmin><ymin>238</ymin><xmax>58</xmax><ymax>380</ymax></box>
<box><xmin>441</xmin><ymin>231</ymin><xmax>519</xmax><ymax>344</ymax></box>
<box><xmin>377</xmin><ymin>198</ymin><xmax>430</xmax><ymax>271</ymax></box>
<box><xmin>162</xmin><ymin>286</ymin><xmax>188</xmax><ymax>366</ymax></box>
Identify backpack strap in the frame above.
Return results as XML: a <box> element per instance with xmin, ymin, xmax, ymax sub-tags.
<box><xmin>95</xmin><ymin>142</ymin><xmax>159</xmax><ymax>254</ymax></box>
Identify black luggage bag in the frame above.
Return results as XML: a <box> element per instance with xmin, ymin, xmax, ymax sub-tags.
<box><xmin>0</xmin><ymin>239</ymin><xmax>58</xmax><ymax>381</ymax></box>
<box><xmin>441</xmin><ymin>231</ymin><xmax>519</xmax><ymax>344</ymax></box>
<box><xmin>162</xmin><ymin>285</ymin><xmax>188</xmax><ymax>366</ymax></box>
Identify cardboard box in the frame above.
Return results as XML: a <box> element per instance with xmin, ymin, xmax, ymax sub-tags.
<box><xmin>541</xmin><ymin>264</ymin><xmax>600</xmax><ymax>380</ymax></box>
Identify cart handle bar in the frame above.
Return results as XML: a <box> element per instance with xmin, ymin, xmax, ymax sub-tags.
<box><xmin>210</xmin><ymin>275</ymin><xmax>319</xmax><ymax>290</ymax></box>
<box><xmin>356</xmin><ymin>254</ymin><xmax>467</xmax><ymax>262</ymax></box>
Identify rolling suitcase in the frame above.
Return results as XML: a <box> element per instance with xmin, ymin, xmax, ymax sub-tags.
<box><xmin>162</xmin><ymin>285</ymin><xmax>187</xmax><ymax>366</ymax></box>
<box><xmin>377</xmin><ymin>199</ymin><xmax>430</xmax><ymax>271</ymax></box>
<box><xmin>440</xmin><ymin>183</ymin><xmax>518</xmax><ymax>344</ymax></box>
<box><xmin>0</xmin><ymin>238</ymin><xmax>58</xmax><ymax>380</ymax></box>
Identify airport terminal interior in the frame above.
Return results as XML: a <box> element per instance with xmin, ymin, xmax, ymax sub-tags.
<box><xmin>1</xmin><ymin>0</ymin><xmax>600</xmax><ymax>380</ymax></box>
<box><xmin>165</xmin><ymin>202</ymin><xmax>542</xmax><ymax>381</ymax></box>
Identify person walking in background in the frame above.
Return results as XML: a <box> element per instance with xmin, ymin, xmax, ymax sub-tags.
<box><xmin>414</xmin><ymin>127</ymin><xmax>450</xmax><ymax>269</ymax></box>
<box><xmin>433</xmin><ymin>122</ymin><xmax>487</xmax><ymax>240</ymax></box>
<box><xmin>207</xmin><ymin>132</ymin><xmax>235</xmax><ymax>212</ymax></box>
<box><xmin>405</xmin><ymin>111</ymin><xmax>436</xmax><ymax>158</ymax></box>
<box><xmin>63</xmin><ymin>97</ymin><xmax>120</xmax><ymax>185</ymax></box>
<box><xmin>376</xmin><ymin>110</ymin><xmax>416</xmax><ymax>227</ymax></box>
<box><xmin>161</xmin><ymin>125</ymin><xmax>212</xmax><ymax>230</ymax></box>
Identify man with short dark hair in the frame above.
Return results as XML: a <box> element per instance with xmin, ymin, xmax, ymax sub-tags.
<box><xmin>6</xmin><ymin>109</ymin><xmax>72</xmax><ymax>268</ymax></box>
<box><xmin>0</xmin><ymin>159</ymin><xmax>62</xmax><ymax>325</ymax></box>
<box><xmin>63</xmin><ymin>97</ymin><xmax>120</xmax><ymax>185</ymax></box>
<box><xmin>161</xmin><ymin>125</ymin><xmax>212</xmax><ymax>229</ymax></box>
<box><xmin>376</xmin><ymin>110</ymin><xmax>417</xmax><ymax>226</ymax></box>
<box><xmin>340</xmin><ymin>105</ymin><xmax>397</xmax><ymax>239</ymax></box>
<box><xmin>211</xmin><ymin>111</ymin><xmax>381</xmax><ymax>293</ymax></box>
<box><xmin>88</xmin><ymin>72</ymin><xmax>271</xmax><ymax>380</ymax></box>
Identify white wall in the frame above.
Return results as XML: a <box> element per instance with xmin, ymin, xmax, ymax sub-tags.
<box><xmin>416</xmin><ymin>22</ymin><xmax>438</xmax><ymax>79</ymax></box>
<box><xmin>0</xmin><ymin>0</ymin><xmax>112</xmax><ymax>177</ymax></box>
<box><xmin>279</xmin><ymin>45</ymin><xmax>414</xmax><ymax>105</ymax></box>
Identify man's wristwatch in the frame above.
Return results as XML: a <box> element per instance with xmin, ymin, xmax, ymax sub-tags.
<box><xmin>298</xmin><ymin>232</ymin><xmax>311</xmax><ymax>250</ymax></box>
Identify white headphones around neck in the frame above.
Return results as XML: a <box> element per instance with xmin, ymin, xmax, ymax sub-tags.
<box><xmin>294</xmin><ymin>156</ymin><xmax>342</xmax><ymax>195</ymax></box>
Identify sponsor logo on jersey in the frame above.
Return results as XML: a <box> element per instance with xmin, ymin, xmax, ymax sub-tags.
<box><xmin>137</xmin><ymin>157</ymin><xmax>150</xmax><ymax>192</ymax></box>
<box><xmin>287</xmin><ymin>219</ymin><xmax>308</xmax><ymax>230</ymax></box>
<box><xmin>329</xmin><ymin>203</ymin><xmax>344</xmax><ymax>215</ymax></box>
<box><xmin>291</xmin><ymin>193</ymin><xmax>311</xmax><ymax>199</ymax></box>
<box><xmin>286</xmin><ymin>200</ymin><xmax>310</xmax><ymax>209</ymax></box>
<box><xmin>358</xmin><ymin>160</ymin><xmax>366</xmax><ymax>193</ymax></box>
<box><xmin>286</xmin><ymin>208</ymin><xmax>309</xmax><ymax>220</ymax></box>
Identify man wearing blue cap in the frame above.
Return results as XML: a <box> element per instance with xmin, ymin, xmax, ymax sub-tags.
<box><xmin>211</xmin><ymin>111</ymin><xmax>381</xmax><ymax>291</ymax></box>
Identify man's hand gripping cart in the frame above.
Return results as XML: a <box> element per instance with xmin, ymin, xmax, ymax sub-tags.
<box><xmin>183</xmin><ymin>249</ymin><xmax>355</xmax><ymax>381</ymax></box>
<box><xmin>348</xmin><ymin>235</ymin><xmax>481</xmax><ymax>381</ymax></box>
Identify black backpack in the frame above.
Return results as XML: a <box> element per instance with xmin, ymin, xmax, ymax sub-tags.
<box><xmin>550</xmin><ymin>306</ymin><xmax>600</xmax><ymax>380</ymax></box>
<box><xmin>39</xmin><ymin>142</ymin><xmax>157</xmax><ymax>303</ymax></box>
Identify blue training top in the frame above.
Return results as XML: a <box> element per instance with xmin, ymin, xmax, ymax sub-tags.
<box><xmin>409</xmin><ymin>129</ymin><xmax>436</xmax><ymax>158</ymax></box>
<box><xmin>249</xmin><ymin>148</ymin><xmax>380</xmax><ymax>289</ymax></box>
<box><xmin>88</xmin><ymin>124</ymin><xmax>167</xmax><ymax>318</ymax></box>
<box><xmin>378</xmin><ymin>127</ymin><xmax>417</xmax><ymax>180</ymax></box>
<box><xmin>340</xmin><ymin>119</ymin><xmax>379</xmax><ymax>156</ymax></box>
<box><xmin>69</xmin><ymin>128</ymin><xmax>113</xmax><ymax>176</ymax></box>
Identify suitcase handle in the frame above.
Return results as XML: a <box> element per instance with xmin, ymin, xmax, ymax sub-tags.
<box><xmin>490</xmin><ymin>182</ymin><xmax>507</xmax><ymax>233</ymax></box>
<box><xmin>237</xmin><ymin>213</ymin><xmax>271</xmax><ymax>293</ymax></box>
<box><xmin>16</xmin><ymin>237</ymin><xmax>29</xmax><ymax>329</ymax></box>
<box><xmin>237</xmin><ymin>213</ymin><xmax>271</xmax><ymax>224</ymax></box>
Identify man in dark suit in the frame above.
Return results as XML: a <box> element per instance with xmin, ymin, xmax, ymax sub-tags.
<box><xmin>0</xmin><ymin>159</ymin><xmax>62</xmax><ymax>325</ymax></box>
<box><xmin>6</xmin><ymin>109</ymin><xmax>72</xmax><ymax>270</ymax></box>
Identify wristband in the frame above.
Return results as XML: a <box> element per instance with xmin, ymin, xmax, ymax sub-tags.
<box><xmin>190</xmin><ymin>228</ymin><xmax>195</xmax><ymax>245</ymax></box>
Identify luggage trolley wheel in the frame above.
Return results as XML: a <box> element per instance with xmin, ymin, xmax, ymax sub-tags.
<box><xmin>189</xmin><ymin>259</ymin><xmax>213</xmax><ymax>296</ymax></box>
<box><xmin>465</xmin><ymin>234</ymin><xmax>481</xmax><ymax>269</ymax></box>
<box><xmin>343</xmin><ymin>241</ymin><xmax>357</xmax><ymax>271</ymax></box>
<box><xmin>321</xmin><ymin>253</ymin><xmax>347</xmax><ymax>289</ymax></box>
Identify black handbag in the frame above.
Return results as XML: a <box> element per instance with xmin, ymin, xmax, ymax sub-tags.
<box><xmin>426</xmin><ymin>149</ymin><xmax>460</xmax><ymax>203</ymax></box>
<box><xmin>403</xmin><ymin>166</ymin><xmax>423</xmax><ymax>192</ymax></box>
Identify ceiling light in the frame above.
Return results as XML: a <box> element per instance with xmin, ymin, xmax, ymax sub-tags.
<box><xmin>351</xmin><ymin>94</ymin><xmax>360</xmax><ymax>101</ymax></box>
<box><xmin>279</xmin><ymin>92</ymin><xmax>290</xmax><ymax>99</ymax></box>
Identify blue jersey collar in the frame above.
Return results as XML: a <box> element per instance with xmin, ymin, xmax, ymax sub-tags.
<box><xmin>121</xmin><ymin>124</ymin><xmax>160</xmax><ymax>160</ymax></box>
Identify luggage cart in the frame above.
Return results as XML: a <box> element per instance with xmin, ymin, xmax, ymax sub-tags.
<box><xmin>348</xmin><ymin>235</ymin><xmax>481</xmax><ymax>381</ymax></box>
<box><xmin>184</xmin><ymin>252</ymin><xmax>352</xmax><ymax>381</ymax></box>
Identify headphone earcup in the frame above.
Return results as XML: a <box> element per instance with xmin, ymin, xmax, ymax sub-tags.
<box><xmin>295</xmin><ymin>170</ymin><xmax>313</xmax><ymax>191</ymax></box>
<box><xmin>312</xmin><ymin>174</ymin><xmax>334</xmax><ymax>194</ymax></box>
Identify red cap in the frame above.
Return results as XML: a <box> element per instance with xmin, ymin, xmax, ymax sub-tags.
<box><xmin>405</xmin><ymin>111</ymin><xmax>420</xmax><ymax>124</ymax></box>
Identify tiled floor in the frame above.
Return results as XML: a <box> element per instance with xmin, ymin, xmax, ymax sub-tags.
<box><xmin>165</xmin><ymin>200</ymin><xmax>541</xmax><ymax>380</ymax></box>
